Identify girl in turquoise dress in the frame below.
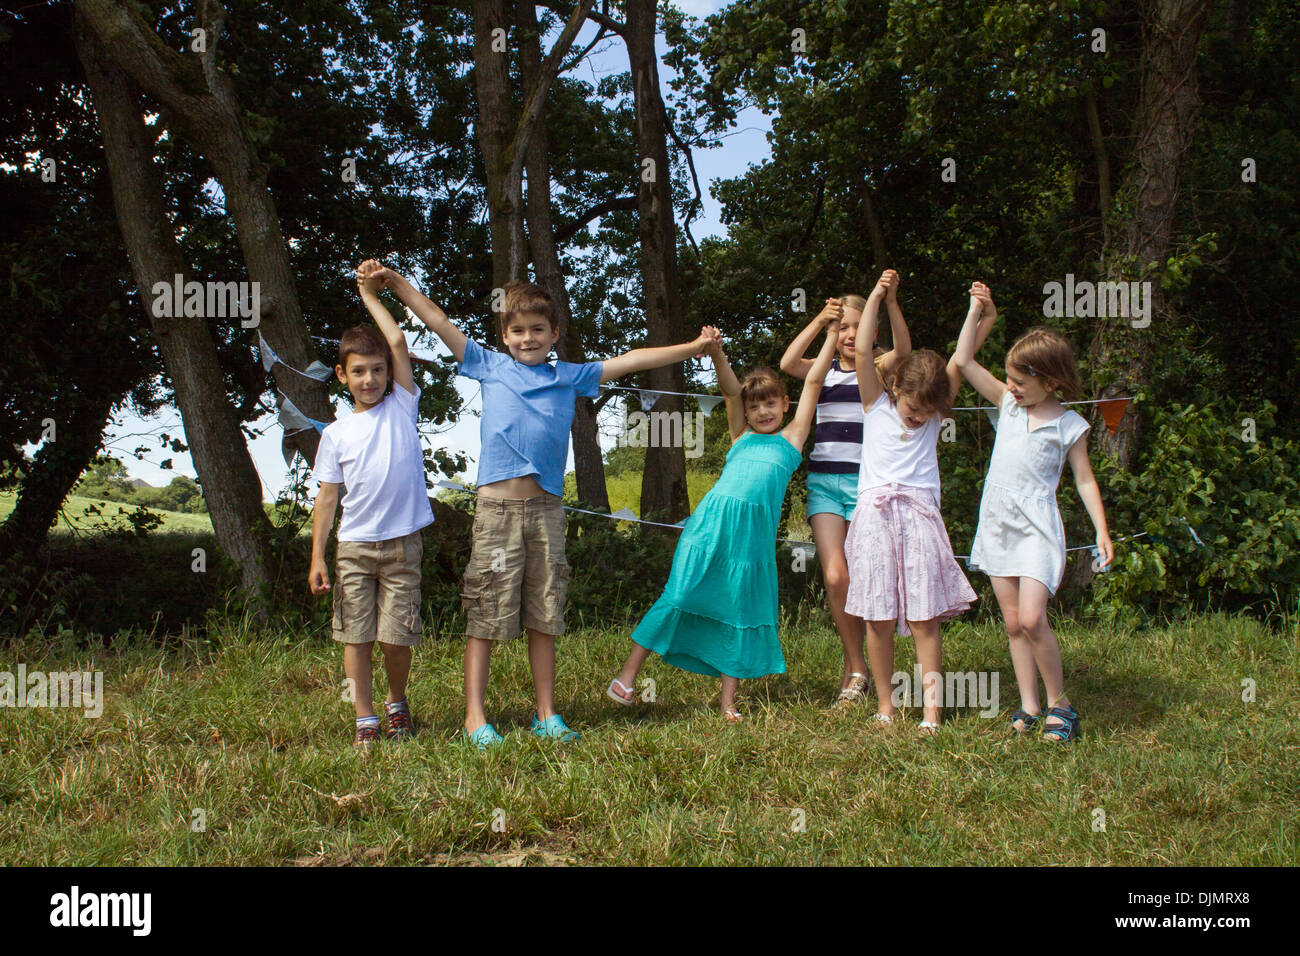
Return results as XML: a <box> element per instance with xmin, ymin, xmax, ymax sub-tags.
<box><xmin>606</xmin><ymin>316</ymin><xmax>842</xmax><ymax>721</ymax></box>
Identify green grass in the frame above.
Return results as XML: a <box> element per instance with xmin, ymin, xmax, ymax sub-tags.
<box><xmin>1</xmin><ymin>608</ymin><xmax>1295</xmax><ymax>865</ymax></box>
<box><xmin>0</xmin><ymin>491</ymin><xmax>215</xmax><ymax>535</ymax></box>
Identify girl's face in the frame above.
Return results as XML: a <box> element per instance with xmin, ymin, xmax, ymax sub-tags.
<box><xmin>837</xmin><ymin>307</ymin><xmax>864</xmax><ymax>362</ymax></box>
<box><xmin>1005</xmin><ymin>362</ymin><xmax>1058</xmax><ymax>407</ymax></box>
<box><xmin>892</xmin><ymin>391</ymin><xmax>937</xmax><ymax>430</ymax></box>
<box><xmin>745</xmin><ymin>395</ymin><xmax>789</xmax><ymax>434</ymax></box>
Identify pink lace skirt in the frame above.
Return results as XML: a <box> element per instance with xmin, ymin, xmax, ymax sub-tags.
<box><xmin>844</xmin><ymin>483</ymin><xmax>977</xmax><ymax>635</ymax></box>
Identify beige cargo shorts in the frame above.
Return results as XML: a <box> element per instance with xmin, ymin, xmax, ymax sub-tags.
<box><xmin>332</xmin><ymin>530</ymin><xmax>424</xmax><ymax>647</ymax></box>
<box><xmin>461</xmin><ymin>494</ymin><xmax>570</xmax><ymax>642</ymax></box>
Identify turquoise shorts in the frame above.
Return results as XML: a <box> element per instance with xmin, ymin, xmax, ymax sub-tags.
<box><xmin>806</xmin><ymin>471</ymin><xmax>859</xmax><ymax>521</ymax></box>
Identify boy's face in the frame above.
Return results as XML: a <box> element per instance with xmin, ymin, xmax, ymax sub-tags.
<box><xmin>745</xmin><ymin>395</ymin><xmax>789</xmax><ymax>434</ymax></box>
<box><xmin>503</xmin><ymin>311</ymin><xmax>559</xmax><ymax>365</ymax></box>
<box><xmin>336</xmin><ymin>352</ymin><xmax>390</xmax><ymax>410</ymax></box>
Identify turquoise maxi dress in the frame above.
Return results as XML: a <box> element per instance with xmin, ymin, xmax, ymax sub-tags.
<box><xmin>631</xmin><ymin>430</ymin><xmax>803</xmax><ymax>678</ymax></box>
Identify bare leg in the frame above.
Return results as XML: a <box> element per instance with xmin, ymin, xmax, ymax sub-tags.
<box><xmin>865</xmin><ymin>620</ymin><xmax>898</xmax><ymax>717</ymax></box>
<box><xmin>989</xmin><ymin>575</ymin><xmax>1041</xmax><ymax>721</ymax></box>
<box><xmin>811</xmin><ymin>512</ymin><xmax>867</xmax><ymax>686</ymax></box>
<box><xmin>616</xmin><ymin>642</ymin><xmax>654</xmax><ymax>696</ymax></box>
<box><xmin>378</xmin><ymin>642</ymin><xmax>412</xmax><ymax>704</ymax></box>
<box><xmin>1015</xmin><ymin>578</ymin><xmax>1071</xmax><ymax>729</ymax></box>
<box><xmin>343</xmin><ymin>642</ymin><xmax>375</xmax><ymax>718</ymax></box>
<box><xmin>463</xmin><ymin>636</ymin><xmax>493</xmax><ymax>733</ymax></box>
<box><xmin>720</xmin><ymin>674</ymin><xmax>740</xmax><ymax>715</ymax></box>
<box><xmin>526</xmin><ymin>628</ymin><xmax>557</xmax><ymax>720</ymax></box>
<box><xmin>908</xmin><ymin>618</ymin><xmax>943</xmax><ymax>725</ymax></box>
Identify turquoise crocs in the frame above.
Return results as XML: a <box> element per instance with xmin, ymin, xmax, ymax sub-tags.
<box><xmin>531</xmin><ymin>713</ymin><xmax>580</xmax><ymax>742</ymax></box>
<box><xmin>465</xmin><ymin>723</ymin><xmax>504</xmax><ymax>748</ymax></box>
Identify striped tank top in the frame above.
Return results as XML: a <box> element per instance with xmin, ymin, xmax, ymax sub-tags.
<box><xmin>808</xmin><ymin>358</ymin><xmax>865</xmax><ymax>474</ymax></box>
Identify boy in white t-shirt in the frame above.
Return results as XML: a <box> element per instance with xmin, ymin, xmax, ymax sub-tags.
<box><xmin>309</xmin><ymin>260</ymin><xmax>435</xmax><ymax>754</ymax></box>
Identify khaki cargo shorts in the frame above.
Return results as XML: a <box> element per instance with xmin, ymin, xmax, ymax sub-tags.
<box><xmin>462</xmin><ymin>493</ymin><xmax>570</xmax><ymax>642</ymax></box>
<box><xmin>332</xmin><ymin>530</ymin><xmax>424</xmax><ymax>647</ymax></box>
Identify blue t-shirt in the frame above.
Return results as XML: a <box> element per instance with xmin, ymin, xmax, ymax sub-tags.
<box><xmin>457</xmin><ymin>338</ymin><xmax>602</xmax><ymax>496</ymax></box>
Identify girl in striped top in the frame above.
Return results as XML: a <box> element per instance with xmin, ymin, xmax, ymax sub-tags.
<box><xmin>780</xmin><ymin>270</ymin><xmax>912</xmax><ymax>708</ymax></box>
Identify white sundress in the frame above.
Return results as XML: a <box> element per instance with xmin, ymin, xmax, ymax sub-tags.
<box><xmin>967</xmin><ymin>391</ymin><xmax>1091</xmax><ymax>594</ymax></box>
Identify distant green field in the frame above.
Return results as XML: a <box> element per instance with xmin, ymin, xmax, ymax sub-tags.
<box><xmin>0</xmin><ymin>492</ymin><xmax>215</xmax><ymax>535</ymax></box>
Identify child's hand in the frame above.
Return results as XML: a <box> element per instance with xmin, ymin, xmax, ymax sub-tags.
<box><xmin>694</xmin><ymin>325</ymin><xmax>723</xmax><ymax>358</ymax></box>
<box><xmin>1095</xmin><ymin>530</ymin><xmax>1114</xmax><ymax>571</ymax></box>
<box><xmin>356</xmin><ymin>259</ymin><xmax>388</xmax><ymax>296</ymax></box>
<box><xmin>969</xmin><ymin>281</ymin><xmax>996</xmax><ymax>318</ymax></box>
<box><xmin>815</xmin><ymin>298</ymin><xmax>843</xmax><ymax>325</ymax></box>
<box><xmin>308</xmin><ymin>560</ymin><xmax>331</xmax><ymax>595</ymax></box>
<box><xmin>878</xmin><ymin>269</ymin><xmax>900</xmax><ymax>301</ymax></box>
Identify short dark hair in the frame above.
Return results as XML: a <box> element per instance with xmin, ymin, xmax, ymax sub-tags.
<box><xmin>338</xmin><ymin>325</ymin><xmax>392</xmax><ymax>373</ymax></box>
<box><xmin>500</xmin><ymin>280</ymin><xmax>558</xmax><ymax>338</ymax></box>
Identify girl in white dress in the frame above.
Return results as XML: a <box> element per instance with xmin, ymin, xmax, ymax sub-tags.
<box><xmin>952</xmin><ymin>283</ymin><xmax>1113</xmax><ymax>742</ymax></box>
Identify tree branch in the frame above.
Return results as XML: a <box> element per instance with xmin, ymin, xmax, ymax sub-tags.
<box><xmin>537</xmin><ymin>0</ymin><xmax>624</xmax><ymax>35</ymax></box>
<box><xmin>554</xmin><ymin>194</ymin><xmax>638</xmax><ymax>244</ymax></box>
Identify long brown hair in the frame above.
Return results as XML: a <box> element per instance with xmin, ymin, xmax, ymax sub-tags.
<box><xmin>1007</xmin><ymin>327</ymin><xmax>1082</xmax><ymax>402</ymax></box>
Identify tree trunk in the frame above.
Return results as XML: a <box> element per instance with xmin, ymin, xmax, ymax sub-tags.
<box><xmin>1088</xmin><ymin>0</ymin><xmax>1213</xmax><ymax>468</ymax></box>
<box><xmin>516</xmin><ymin>1</ymin><xmax>610</xmax><ymax>510</ymax></box>
<box><xmin>75</xmin><ymin>0</ymin><xmax>331</xmax><ymax>467</ymax></box>
<box><xmin>473</xmin><ymin>0</ymin><xmax>527</xmax><ymax>293</ymax></box>
<box><xmin>0</xmin><ymin>388</ymin><xmax>117</xmax><ymax>554</ymax></box>
<box><xmin>626</xmin><ymin>0</ymin><xmax>689</xmax><ymax>523</ymax></box>
<box><xmin>75</xmin><ymin>19</ymin><xmax>272</xmax><ymax>593</ymax></box>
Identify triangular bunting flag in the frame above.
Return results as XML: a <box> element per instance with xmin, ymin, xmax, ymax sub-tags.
<box><xmin>435</xmin><ymin>479</ymin><xmax>473</xmax><ymax>493</ymax></box>
<box><xmin>610</xmin><ymin>508</ymin><xmax>638</xmax><ymax>521</ymax></box>
<box><xmin>277</xmin><ymin>392</ymin><xmax>332</xmax><ymax>434</ymax></box>
<box><xmin>984</xmin><ymin>406</ymin><xmax>1000</xmax><ymax>429</ymax></box>
<box><xmin>302</xmin><ymin>360</ymin><xmax>334</xmax><ymax>382</ymax></box>
<box><xmin>1099</xmin><ymin>397</ymin><xmax>1132</xmax><ymax>436</ymax></box>
<box><xmin>258</xmin><ymin>331</ymin><xmax>279</xmax><ymax>373</ymax></box>
<box><xmin>281</xmin><ymin>435</ymin><xmax>298</xmax><ymax>468</ymax></box>
<box><xmin>638</xmin><ymin>389</ymin><xmax>664</xmax><ymax>412</ymax></box>
<box><xmin>696</xmin><ymin>395</ymin><xmax>724</xmax><ymax>415</ymax></box>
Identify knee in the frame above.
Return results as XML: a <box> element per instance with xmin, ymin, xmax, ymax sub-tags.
<box><xmin>1002</xmin><ymin>615</ymin><xmax>1022</xmax><ymax>640</ymax></box>
<box><xmin>823</xmin><ymin>563</ymin><xmax>850</xmax><ymax>595</ymax></box>
<box><xmin>1019</xmin><ymin>610</ymin><xmax>1048</xmax><ymax>639</ymax></box>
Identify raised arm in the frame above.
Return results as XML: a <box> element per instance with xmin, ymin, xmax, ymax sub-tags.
<box><xmin>784</xmin><ymin>316</ymin><xmax>840</xmax><ymax>450</ymax></box>
<box><xmin>699</xmin><ymin>328</ymin><xmax>749</xmax><ymax>442</ymax></box>
<box><xmin>599</xmin><ymin>328</ymin><xmax>711</xmax><ymax>384</ymax></box>
<box><xmin>370</xmin><ymin>266</ymin><xmax>468</xmax><ymax>364</ymax></box>
<box><xmin>779</xmin><ymin>298</ymin><xmax>842</xmax><ymax>379</ymax></box>
<box><xmin>356</xmin><ymin>260</ymin><xmax>414</xmax><ymax>395</ymax></box>
<box><xmin>874</xmin><ymin>270</ymin><xmax>911</xmax><ymax>377</ymax></box>
<box><xmin>855</xmin><ymin>284</ymin><xmax>886</xmax><ymax>409</ymax></box>
<box><xmin>950</xmin><ymin>282</ymin><xmax>1005</xmax><ymax>406</ymax></box>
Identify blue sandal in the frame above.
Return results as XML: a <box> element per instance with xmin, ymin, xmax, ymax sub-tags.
<box><xmin>465</xmin><ymin>723</ymin><xmax>504</xmax><ymax>748</ymax></box>
<box><xmin>1042</xmin><ymin>705</ymin><xmax>1081</xmax><ymax>742</ymax></box>
<box><xmin>1010</xmin><ymin>710</ymin><xmax>1042</xmax><ymax>734</ymax></box>
<box><xmin>532</xmin><ymin>713</ymin><xmax>580</xmax><ymax>742</ymax></box>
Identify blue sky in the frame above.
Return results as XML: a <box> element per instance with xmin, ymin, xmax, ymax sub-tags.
<box><xmin>98</xmin><ymin>2</ymin><xmax>773</xmax><ymax>501</ymax></box>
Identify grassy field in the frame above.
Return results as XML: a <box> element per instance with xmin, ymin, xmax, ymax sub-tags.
<box><xmin>0</xmin><ymin>491</ymin><xmax>215</xmax><ymax>535</ymax></box>
<box><xmin>1</xmin><ymin>608</ymin><xmax>1295</xmax><ymax>865</ymax></box>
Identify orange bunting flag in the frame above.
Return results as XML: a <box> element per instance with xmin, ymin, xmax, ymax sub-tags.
<box><xmin>1098</xmin><ymin>397</ymin><xmax>1132</xmax><ymax>436</ymax></box>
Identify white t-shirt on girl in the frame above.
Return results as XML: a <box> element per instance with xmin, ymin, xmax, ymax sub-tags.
<box><xmin>857</xmin><ymin>390</ymin><xmax>942</xmax><ymax>507</ymax></box>
<box><xmin>313</xmin><ymin>383</ymin><xmax>435</xmax><ymax>542</ymax></box>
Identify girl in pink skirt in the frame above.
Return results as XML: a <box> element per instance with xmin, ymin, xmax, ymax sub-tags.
<box><xmin>844</xmin><ymin>282</ymin><xmax>989</xmax><ymax>736</ymax></box>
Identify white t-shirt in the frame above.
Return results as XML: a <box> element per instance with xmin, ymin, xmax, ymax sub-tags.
<box><xmin>313</xmin><ymin>383</ymin><xmax>435</xmax><ymax>542</ymax></box>
<box><xmin>857</xmin><ymin>390</ymin><xmax>942</xmax><ymax>507</ymax></box>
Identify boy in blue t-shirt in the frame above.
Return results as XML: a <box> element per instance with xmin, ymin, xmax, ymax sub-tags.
<box><xmin>362</xmin><ymin>262</ymin><xmax>711</xmax><ymax>746</ymax></box>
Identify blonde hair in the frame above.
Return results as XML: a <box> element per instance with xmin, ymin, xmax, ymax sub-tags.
<box><xmin>1006</xmin><ymin>327</ymin><xmax>1082</xmax><ymax>402</ymax></box>
<box><xmin>839</xmin><ymin>293</ymin><xmax>867</xmax><ymax>312</ymax></box>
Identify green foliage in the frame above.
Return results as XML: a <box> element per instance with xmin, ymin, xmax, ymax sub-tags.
<box><xmin>1086</xmin><ymin>402</ymin><xmax>1300</xmax><ymax>621</ymax></box>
